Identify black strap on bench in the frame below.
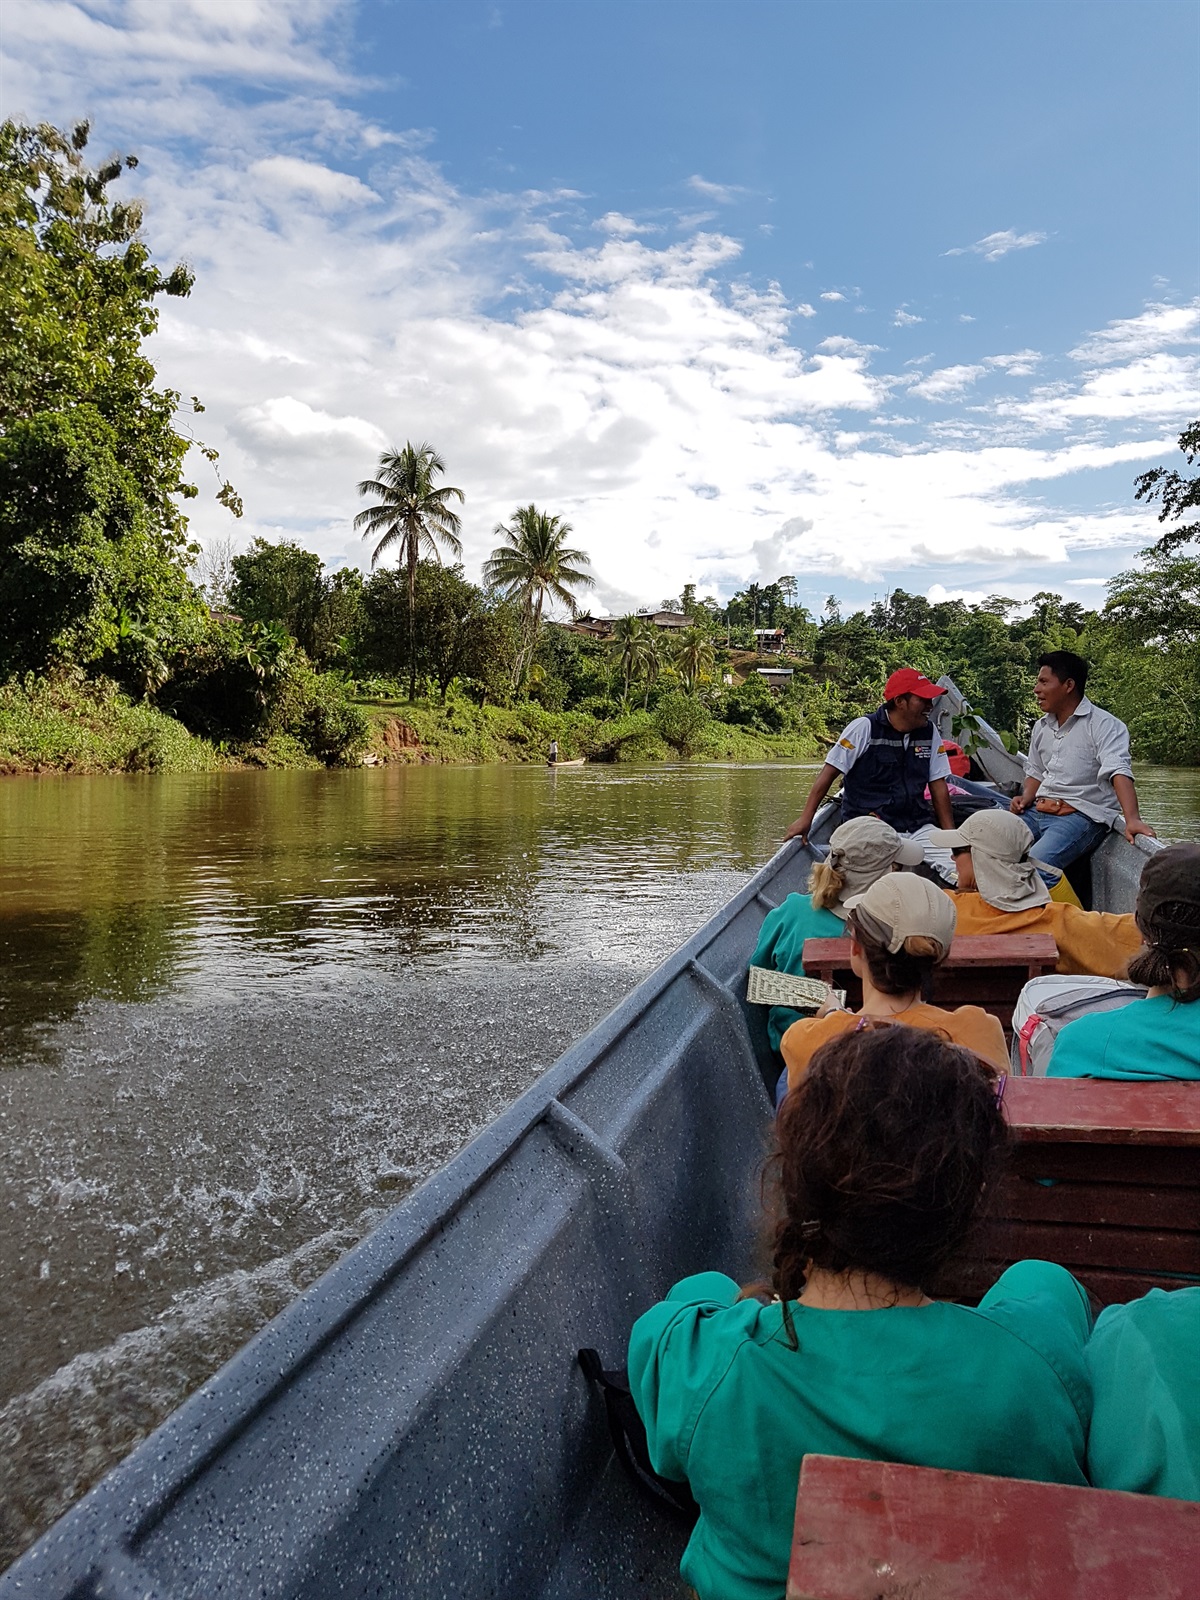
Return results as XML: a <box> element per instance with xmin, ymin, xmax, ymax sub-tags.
<box><xmin>577</xmin><ymin>1349</ymin><xmax>699</xmax><ymax>1525</ymax></box>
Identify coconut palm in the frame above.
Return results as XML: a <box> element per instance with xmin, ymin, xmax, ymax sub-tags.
<box><xmin>675</xmin><ymin>624</ymin><xmax>716</xmax><ymax>692</ymax></box>
<box><xmin>640</xmin><ymin>628</ymin><xmax>664</xmax><ymax>710</ymax></box>
<box><xmin>355</xmin><ymin>442</ymin><xmax>464</xmax><ymax>700</ymax></box>
<box><xmin>484</xmin><ymin>505</ymin><xmax>593</xmax><ymax>686</ymax></box>
<box><xmin>612</xmin><ymin>613</ymin><xmax>655</xmax><ymax>705</ymax></box>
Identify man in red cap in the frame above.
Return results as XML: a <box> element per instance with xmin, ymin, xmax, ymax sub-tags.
<box><xmin>785</xmin><ymin>668</ymin><xmax>956</xmax><ymax>852</ymax></box>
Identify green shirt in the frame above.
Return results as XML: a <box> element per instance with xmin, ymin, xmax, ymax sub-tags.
<box><xmin>1048</xmin><ymin>992</ymin><xmax>1200</xmax><ymax>1080</ymax></box>
<box><xmin>749</xmin><ymin>893</ymin><xmax>845</xmax><ymax>1051</ymax></box>
<box><xmin>628</xmin><ymin>1260</ymin><xmax>1092</xmax><ymax>1600</ymax></box>
<box><xmin>1086</xmin><ymin>1287</ymin><xmax>1200</xmax><ymax>1500</ymax></box>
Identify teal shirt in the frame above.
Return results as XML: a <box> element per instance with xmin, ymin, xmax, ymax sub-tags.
<box><xmin>1048</xmin><ymin>992</ymin><xmax>1200</xmax><ymax>1080</ymax></box>
<box><xmin>1086</xmin><ymin>1287</ymin><xmax>1200</xmax><ymax>1500</ymax></box>
<box><xmin>750</xmin><ymin>893</ymin><xmax>845</xmax><ymax>1051</ymax></box>
<box><xmin>629</xmin><ymin>1260</ymin><xmax>1091</xmax><ymax>1600</ymax></box>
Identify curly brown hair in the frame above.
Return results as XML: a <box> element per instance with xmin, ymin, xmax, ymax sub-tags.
<box><xmin>768</xmin><ymin>1025</ymin><xmax>1006</xmax><ymax>1335</ymax></box>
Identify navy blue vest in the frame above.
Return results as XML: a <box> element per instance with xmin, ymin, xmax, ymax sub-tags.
<box><xmin>841</xmin><ymin>705</ymin><xmax>936</xmax><ymax>833</ymax></box>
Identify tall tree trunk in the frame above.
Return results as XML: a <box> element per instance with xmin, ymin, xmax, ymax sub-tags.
<box><xmin>406</xmin><ymin>532</ymin><xmax>418</xmax><ymax>702</ymax></box>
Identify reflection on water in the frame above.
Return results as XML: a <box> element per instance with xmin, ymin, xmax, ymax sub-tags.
<box><xmin>0</xmin><ymin>765</ymin><xmax>807</xmax><ymax>1051</ymax></box>
<box><xmin>1131</xmin><ymin>766</ymin><xmax>1200</xmax><ymax>844</ymax></box>
<box><xmin>0</xmin><ymin>762</ymin><xmax>816</xmax><ymax>1566</ymax></box>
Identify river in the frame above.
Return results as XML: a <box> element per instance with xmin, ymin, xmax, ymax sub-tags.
<box><xmin>1</xmin><ymin>760</ymin><xmax>1198</xmax><ymax>1566</ymax></box>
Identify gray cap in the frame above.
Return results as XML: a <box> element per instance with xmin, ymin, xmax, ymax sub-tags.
<box><xmin>844</xmin><ymin>872</ymin><xmax>958</xmax><ymax>957</ymax></box>
<box><xmin>824</xmin><ymin>817</ymin><xmax>924</xmax><ymax>917</ymax></box>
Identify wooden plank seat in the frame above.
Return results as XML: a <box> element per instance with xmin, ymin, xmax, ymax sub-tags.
<box><xmin>940</xmin><ymin>1078</ymin><xmax>1200</xmax><ymax>1305</ymax></box>
<box><xmin>801</xmin><ymin>933</ymin><xmax>1059</xmax><ymax>1033</ymax></box>
<box><xmin>787</xmin><ymin>1454</ymin><xmax>1200</xmax><ymax>1600</ymax></box>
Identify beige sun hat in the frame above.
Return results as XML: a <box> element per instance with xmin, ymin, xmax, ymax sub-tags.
<box><xmin>822</xmin><ymin>817</ymin><xmax>925</xmax><ymax>918</ymax></box>
<box><xmin>927</xmin><ymin>810</ymin><xmax>1050</xmax><ymax>913</ymax></box>
<box><xmin>843</xmin><ymin>872</ymin><xmax>957</xmax><ymax>958</ymax></box>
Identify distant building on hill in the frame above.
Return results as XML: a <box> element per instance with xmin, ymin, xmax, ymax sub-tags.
<box><xmin>753</xmin><ymin>627</ymin><xmax>787</xmax><ymax>653</ymax></box>
<box><xmin>637</xmin><ymin>609</ymin><xmax>689</xmax><ymax>631</ymax></box>
<box><xmin>756</xmin><ymin>666</ymin><xmax>794</xmax><ymax>692</ymax></box>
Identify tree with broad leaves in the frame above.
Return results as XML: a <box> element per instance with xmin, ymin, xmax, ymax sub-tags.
<box><xmin>0</xmin><ymin>118</ymin><xmax>237</xmax><ymax>679</ymax></box>
<box><xmin>354</xmin><ymin>442</ymin><xmax>464</xmax><ymax>700</ymax></box>
<box><xmin>1134</xmin><ymin>420</ymin><xmax>1200</xmax><ymax>554</ymax></box>
<box><xmin>483</xmin><ymin>505</ymin><xmax>593</xmax><ymax>687</ymax></box>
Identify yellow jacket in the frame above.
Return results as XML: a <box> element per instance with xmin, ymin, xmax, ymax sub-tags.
<box><xmin>947</xmin><ymin>892</ymin><xmax>1140</xmax><ymax>978</ymax></box>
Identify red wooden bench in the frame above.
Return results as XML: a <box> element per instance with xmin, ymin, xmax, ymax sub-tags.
<box><xmin>801</xmin><ymin>933</ymin><xmax>1059</xmax><ymax>1033</ymax></box>
<box><xmin>787</xmin><ymin>1455</ymin><xmax>1200</xmax><ymax>1599</ymax></box>
<box><xmin>942</xmin><ymin>1078</ymin><xmax>1200</xmax><ymax>1305</ymax></box>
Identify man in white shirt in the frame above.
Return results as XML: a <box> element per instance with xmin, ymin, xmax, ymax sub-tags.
<box><xmin>1011</xmin><ymin>651</ymin><xmax>1156</xmax><ymax>871</ymax></box>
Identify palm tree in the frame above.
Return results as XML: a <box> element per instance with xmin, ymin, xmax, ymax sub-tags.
<box><xmin>355</xmin><ymin>442</ymin><xmax>464</xmax><ymax>700</ymax></box>
<box><xmin>675</xmin><ymin>624</ymin><xmax>715</xmax><ymax>692</ymax></box>
<box><xmin>640</xmin><ymin>628</ymin><xmax>664</xmax><ymax>710</ymax></box>
<box><xmin>484</xmin><ymin>505</ymin><xmax>593</xmax><ymax>687</ymax></box>
<box><xmin>612</xmin><ymin>613</ymin><xmax>654</xmax><ymax>705</ymax></box>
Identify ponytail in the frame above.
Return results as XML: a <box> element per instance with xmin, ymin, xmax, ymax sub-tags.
<box><xmin>808</xmin><ymin>857</ymin><xmax>847</xmax><ymax>912</ymax></box>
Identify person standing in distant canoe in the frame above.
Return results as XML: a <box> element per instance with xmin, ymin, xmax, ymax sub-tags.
<box><xmin>548</xmin><ymin>739</ymin><xmax>559</xmax><ymax>765</ymax></box>
<box><xmin>784</xmin><ymin>669</ymin><xmax>956</xmax><ymax>865</ymax></box>
<box><xmin>1010</xmin><ymin>651</ymin><xmax>1155</xmax><ymax>871</ymax></box>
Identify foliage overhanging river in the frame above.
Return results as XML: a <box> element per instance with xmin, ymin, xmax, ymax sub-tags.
<box><xmin>2</xmin><ymin>761</ymin><xmax>1199</xmax><ymax>1567</ymax></box>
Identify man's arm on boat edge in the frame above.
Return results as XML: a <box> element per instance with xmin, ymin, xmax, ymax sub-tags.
<box><xmin>785</xmin><ymin>764</ymin><xmax>841</xmax><ymax>842</ymax></box>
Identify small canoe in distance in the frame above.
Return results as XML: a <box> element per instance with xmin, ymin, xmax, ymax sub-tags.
<box><xmin>0</xmin><ymin>807</ymin><xmax>1175</xmax><ymax>1600</ymax></box>
<box><xmin>548</xmin><ymin>756</ymin><xmax>587</xmax><ymax>766</ymax></box>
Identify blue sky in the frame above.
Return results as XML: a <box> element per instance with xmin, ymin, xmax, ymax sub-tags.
<box><xmin>4</xmin><ymin>1</ymin><xmax>1198</xmax><ymax>617</ymax></box>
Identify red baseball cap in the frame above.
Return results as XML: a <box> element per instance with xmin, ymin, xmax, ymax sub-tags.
<box><xmin>884</xmin><ymin>668</ymin><xmax>946</xmax><ymax>701</ymax></box>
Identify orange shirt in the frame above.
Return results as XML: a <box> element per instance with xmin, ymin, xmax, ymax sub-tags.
<box><xmin>782</xmin><ymin>1002</ymin><xmax>1008</xmax><ymax>1089</ymax></box>
<box><xmin>947</xmin><ymin>893</ymin><xmax>1140</xmax><ymax>979</ymax></box>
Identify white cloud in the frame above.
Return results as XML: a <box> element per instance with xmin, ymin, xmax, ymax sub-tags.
<box><xmin>893</xmin><ymin>307</ymin><xmax>924</xmax><ymax>327</ymax></box>
<box><xmin>985</xmin><ymin>350</ymin><xmax>1041</xmax><ymax>376</ymax></box>
<box><xmin>1069</xmin><ymin>300</ymin><xmax>1200</xmax><ymax>364</ymax></box>
<box><xmin>234</xmin><ymin>397</ymin><xmax>387</xmax><ymax>458</ymax></box>
<box><xmin>686</xmin><ymin>174</ymin><xmax>742</xmax><ymax>204</ymax></box>
<box><xmin>250</xmin><ymin>156</ymin><xmax>378</xmax><ymax>209</ymax></box>
<box><xmin>909</xmin><ymin>364</ymin><xmax>985</xmax><ymax>401</ymax></box>
<box><xmin>944</xmin><ymin>229</ymin><xmax>1048</xmax><ymax>262</ymax></box>
<box><xmin>2</xmin><ymin>2</ymin><xmax>1189</xmax><ymax>606</ymax></box>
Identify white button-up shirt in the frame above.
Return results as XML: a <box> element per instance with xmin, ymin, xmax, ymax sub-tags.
<box><xmin>1024</xmin><ymin>698</ymin><xmax>1134</xmax><ymax>826</ymax></box>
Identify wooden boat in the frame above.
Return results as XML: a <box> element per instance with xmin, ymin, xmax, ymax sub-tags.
<box><xmin>3</xmin><ymin>744</ymin><xmax>1191</xmax><ymax>1598</ymax></box>
<box><xmin>548</xmin><ymin>756</ymin><xmax>588</xmax><ymax>767</ymax></box>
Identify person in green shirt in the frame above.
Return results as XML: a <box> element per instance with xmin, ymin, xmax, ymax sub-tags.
<box><xmin>1086</xmin><ymin>1287</ymin><xmax>1200</xmax><ymax>1500</ymax></box>
<box><xmin>750</xmin><ymin>815</ymin><xmax>924</xmax><ymax>1052</ymax></box>
<box><xmin>628</xmin><ymin>1026</ymin><xmax>1092</xmax><ymax>1600</ymax></box>
<box><xmin>1048</xmin><ymin>842</ymin><xmax>1200</xmax><ymax>1081</ymax></box>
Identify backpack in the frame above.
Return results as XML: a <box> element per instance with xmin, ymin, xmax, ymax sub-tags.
<box><xmin>577</xmin><ymin>1349</ymin><xmax>699</xmax><ymax>1524</ymax></box>
<box><xmin>1010</xmin><ymin>975</ymin><xmax>1148</xmax><ymax>1076</ymax></box>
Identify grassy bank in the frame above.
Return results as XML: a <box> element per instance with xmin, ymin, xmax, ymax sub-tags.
<box><xmin>0</xmin><ymin>675</ymin><xmax>822</xmax><ymax>777</ymax></box>
<box><xmin>359</xmin><ymin>697</ymin><xmax>822</xmax><ymax>765</ymax></box>
<box><xmin>0</xmin><ymin>673</ymin><xmax>224</xmax><ymax>775</ymax></box>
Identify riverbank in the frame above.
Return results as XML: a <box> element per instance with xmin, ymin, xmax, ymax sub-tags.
<box><xmin>0</xmin><ymin>675</ymin><xmax>823</xmax><ymax>775</ymax></box>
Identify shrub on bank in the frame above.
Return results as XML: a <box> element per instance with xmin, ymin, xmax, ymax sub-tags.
<box><xmin>0</xmin><ymin>670</ymin><xmax>221</xmax><ymax>774</ymax></box>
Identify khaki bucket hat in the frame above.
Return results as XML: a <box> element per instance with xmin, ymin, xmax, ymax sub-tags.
<box><xmin>927</xmin><ymin>810</ymin><xmax>1049</xmax><ymax>913</ymax></box>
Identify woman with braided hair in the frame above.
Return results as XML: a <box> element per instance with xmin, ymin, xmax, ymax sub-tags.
<box><xmin>1047</xmin><ymin>842</ymin><xmax>1200</xmax><ymax>1079</ymax></box>
<box><xmin>627</xmin><ymin>1027</ymin><xmax>1092</xmax><ymax>1600</ymax></box>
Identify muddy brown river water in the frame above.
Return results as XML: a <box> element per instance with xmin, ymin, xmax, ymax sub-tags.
<box><xmin>1</xmin><ymin>760</ymin><xmax>1197</xmax><ymax>1566</ymax></box>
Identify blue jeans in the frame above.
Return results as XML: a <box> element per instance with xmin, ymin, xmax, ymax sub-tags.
<box><xmin>1020</xmin><ymin>808</ymin><xmax>1110</xmax><ymax>871</ymax></box>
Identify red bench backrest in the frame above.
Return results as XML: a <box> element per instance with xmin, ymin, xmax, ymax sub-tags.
<box><xmin>787</xmin><ymin>1454</ymin><xmax>1200</xmax><ymax>1599</ymax></box>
